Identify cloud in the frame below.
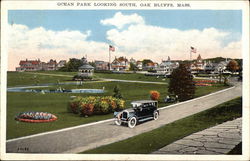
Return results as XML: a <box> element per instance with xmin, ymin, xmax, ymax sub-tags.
<box><xmin>104</xmin><ymin>13</ymin><xmax>241</xmax><ymax>62</ymax></box>
<box><xmin>8</xmin><ymin>24</ymin><xmax>109</xmax><ymax>71</ymax></box>
<box><xmin>8</xmin><ymin>12</ymin><xmax>241</xmax><ymax>71</ymax></box>
<box><xmin>100</xmin><ymin>12</ymin><xmax>145</xmax><ymax>29</ymax></box>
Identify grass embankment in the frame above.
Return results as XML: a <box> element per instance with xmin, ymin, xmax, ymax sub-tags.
<box><xmin>228</xmin><ymin>142</ymin><xmax>242</xmax><ymax>154</ymax></box>
<box><xmin>7</xmin><ymin>71</ymin><xmax>230</xmax><ymax>139</ymax></box>
<box><xmin>82</xmin><ymin>97</ymin><xmax>242</xmax><ymax>154</ymax></box>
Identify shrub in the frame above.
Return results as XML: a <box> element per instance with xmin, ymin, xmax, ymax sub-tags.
<box><xmin>113</xmin><ymin>85</ymin><xmax>123</xmax><ymax>99</ymax></box>
<box><xmin>80</xmin><ymin>103</ymin><xmax>94</xmax><ymax>116</ymax></box>
<box><xmin>116</xmin><ymin>99</ymin><xmax>125</xmax><ymax>110</ymax></box>
<box><xmin>100</xmin><ymin>99</ymin><xmax>110</xmax><ymax>114</ymax></box>
<box><xmin>150</xmin><ymin>91</ymin><xmax>160</xmax><ymax>100</ymax></box>
<box><xmin>68</xmin><ymin>97</ymin><xmax>82</xmax><ymax>114</ymax></box>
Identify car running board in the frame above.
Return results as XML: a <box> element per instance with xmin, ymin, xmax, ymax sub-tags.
<box><xmin>138</xmin><ymin>117</ymin><xmax>154</xmax><ymax>122</ymax></box>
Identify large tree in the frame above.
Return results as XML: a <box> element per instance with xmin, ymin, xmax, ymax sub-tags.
<box><xmin>59</xmin><ymin>58</ymin><xmax>83</xmax><ymax>72</ymax></box>
<box><xmin>142</xmin><ymin>59</ymin><xmax>153</xmax><ymax>66</ymax></box>
<box><xmin>168</xmin><ymin>63</ymin><xmax>195</xmax><ymax>101</ymax></box>
<box><xmin>227</xmin><ymin>60</ymin><xmax>239</xmax><ymax>73</ymax></box>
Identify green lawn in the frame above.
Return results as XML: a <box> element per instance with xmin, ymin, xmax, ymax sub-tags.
<box><xmin>82</xmin><ymin>97</ymin><xmax>242</xmax><ymax>154</ymax></box>
<box><xmin>94</xmin><ymin>73</ymin><xmax>168</xmax><ymax>82</ymax></box>
<box><xmin>7</xmin><ymin>71</ymin><xmax>75</xmax><ymax>87</ymax></box>
<box><xmin>6</xmin><ymin>71</ymin><xmax>230</xmax><ymax>139</ymax></box>
<box><xmin>7</xmin><ymin>71</ymin><xmax>167</xmax><ymax>87</ymax></box>
<box><xmin>34</xmin><ymin>70</ymin><xmax>168</xmax><ymax>82</ymax></box>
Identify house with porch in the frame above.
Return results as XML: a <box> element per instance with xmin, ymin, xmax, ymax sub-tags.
<box><xmin>111</xmin><ymin>56</ymin><xmax>129</xmax><ymax>71</ymax></box>
<box><xmin>16</xmin><ymin>59</ymin><xmax>42</xmax><ymax>72</ymax></box>
<box><xmin>157</xmin><ymin>56</ymin><xmax>179</xmax><ymax>75</ymax></box>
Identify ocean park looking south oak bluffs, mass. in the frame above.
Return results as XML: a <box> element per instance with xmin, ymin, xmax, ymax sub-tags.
<box><xmin>5</xmin><ymin>9</ymin><xmax>244</xmax><ymax>156</ymax></box>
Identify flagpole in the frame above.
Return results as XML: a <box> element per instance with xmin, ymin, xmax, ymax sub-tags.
<box><xmin>109</xmin><ymin>48</ymin><xmax>111</xmax><ymax>71</ymax></box>
<box><xmin>190</xmin><ymin>50</ymin><xmax>192</xmax><ymax>61</ymax></box>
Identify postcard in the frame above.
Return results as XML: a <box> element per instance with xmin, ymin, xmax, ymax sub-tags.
<box><xmin>1</xmin><ymin>0</ymin><xmax>249</xmax><ymax>160</ymax></box>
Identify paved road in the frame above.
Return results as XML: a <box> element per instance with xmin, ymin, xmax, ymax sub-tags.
<box><xmin>152</xmin><ymin>118</ymin><xmax>242</xmax><ymax>154</ymax></box>
<box><xmin>6</xmin><ymin>82</ymin><xmax>242</xmax><ymax>153</ymax></box>
<box><xmin>102</xmin><ymin>78</ymin><xmax>166</xmax><ymax>84</ymax></box>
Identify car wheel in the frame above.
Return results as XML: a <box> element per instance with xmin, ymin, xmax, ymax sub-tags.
<box><xmin>115</xmin><ymin>118</ymin><xmax>122</xmax><ymax>126</ymax></box>
<box><xmin>153</xmin><ymin>111</ymin><xmax>159</xmax><ymax>120</ymax></box>
<box><xmin>128</xmin><ymin>117</ymin><xmax>137</xmax><ymax>128</ymax></box>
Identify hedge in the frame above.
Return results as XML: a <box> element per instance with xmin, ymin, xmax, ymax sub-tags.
<box><xmin>68</xmin><ymin>96</ymin><xmax>125</xmax><ymax>116</ymax></box>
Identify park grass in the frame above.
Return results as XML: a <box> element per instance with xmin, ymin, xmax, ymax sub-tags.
<box><xmin>94</xmin><ymin>73</ymin><xmax>168</xmax><ymax>82</ymax></box>
<box><xmin>6</xmin><ymin>71</ymin><xmax>230</xmax><ymax>139</ymax></box>
<box><xmin>7</xmin><ymin>71</ymin><xmax>167</xmax><ymax>87</ymax></box>
<box><xmin>7</xmin><ymin>71</ymin><xmax>75</xmax><ymax>87</ymax></box>
<box><xmin>33</xmin><ymin>70</ymin><xmax>168</xmax><ymax>82</ymax></box>
<box><xmin>82</xmin><ymin>97</ymin><xmax>242</xmax><ymax>154</ymax></box>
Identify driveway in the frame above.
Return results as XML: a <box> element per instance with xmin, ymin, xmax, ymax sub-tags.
<box><xmin>6</xmin><ymin>82</ymin><xmax>242</xmax><ymax>153</ymax></box>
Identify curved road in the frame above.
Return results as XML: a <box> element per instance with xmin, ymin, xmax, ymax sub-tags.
<box><xmin>6</xmin><ymin>81</ymin><xmax>242</xmax><ymax>153</ymax></box>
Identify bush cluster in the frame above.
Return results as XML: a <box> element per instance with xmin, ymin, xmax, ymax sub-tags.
<box><xmin>68</xmin><ymin>96</ymin><xmax>125</xmax><ymax>116</ymax></box>
<box><xmin>150</xmin><ymin>90</ymin><xmax>160</xmax><ymax>100</ymax></box>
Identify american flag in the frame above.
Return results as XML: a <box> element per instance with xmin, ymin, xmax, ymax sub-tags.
<box><xmin>109</xmin><ymin>45</ymin><xmax>115</xmax><ymax>52</ymax></box>
<box><xmin>190</xmin><ymin>46</ymin><xmax>197</xmax><ymax>53</ymax></box>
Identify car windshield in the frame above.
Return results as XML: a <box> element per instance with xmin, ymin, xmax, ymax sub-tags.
<box><xmin>131</xmin><ymin>103</ymin><xmax>142</xmax><ymax>108</ymax></box>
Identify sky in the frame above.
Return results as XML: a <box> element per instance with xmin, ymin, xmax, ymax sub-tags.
<box><xmin>8</xmin><ymin>10</ymin><xmax>242</xmax><ymax>71</ymax></box>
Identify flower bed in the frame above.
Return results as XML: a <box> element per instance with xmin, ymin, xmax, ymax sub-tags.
<box><xmin>194</xmin><ymin>79</ymin><xmax>217</xmax><ymax>86</ymax></box>
<box><xmin>194</xmin><ymin>80</ymin><xmax>217</xmax><ymax>83</ymax></box>
<box><xmin>195</xmin><ymin>83</ymin><xmax>212</xmax><ymax>86</ymax></box>
<box><xmin>15</xmin><ymin>112</ymin><xmax>57</xmax><ymax>123</ymax></box>
<box><xmin>68</xmin><ymin>96</ymin><xmax>125</xmax><ymax>116</ymax></box>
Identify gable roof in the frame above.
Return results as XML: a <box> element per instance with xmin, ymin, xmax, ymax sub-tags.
<box><xmin>19</xmin><ymin>60</ymin><xmax>40</xmax><ymax>65</ymax></box>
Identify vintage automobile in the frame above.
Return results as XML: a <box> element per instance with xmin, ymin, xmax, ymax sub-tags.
<box><xmin>164</xmin><ymin>94</ymin><xmax>178</xmax><ymax>103</ymax></box>
<box><xmin>114</xmin><ymin>100</ymin><xmax>159</xmax><ymax>128</ymax></box>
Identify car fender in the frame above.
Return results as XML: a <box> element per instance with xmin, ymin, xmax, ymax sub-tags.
<box><xmin>154</xmin><ymin>109</ymin><xmax>160</xmax><ymax>115</ymax></box>
<box><xmin>114</xmin><ymin>111</ymin><xmax>122</xmax><ymax>118</ymax></box>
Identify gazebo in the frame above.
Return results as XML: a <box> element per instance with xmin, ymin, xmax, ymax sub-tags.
<box><xmin>78</xmin><ymin>57</ymin><xmax>94</xmax><ymax>78</ymax></box>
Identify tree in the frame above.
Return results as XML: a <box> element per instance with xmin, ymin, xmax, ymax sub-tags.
<box><xmin>129</xmin><ymin>62</ymin><xmax>137</xmax><ymax>71</ymax></box>
<box><xmin>168</xmin><ymin>63</ymin><xmax>195</xmax><ymax>101</ymax></box>
<box><xmin>59</xmin><ymin>58</ymin><xmax>83</xmax><ymax>72</ymax></box>
<box><xmin>113</xmin><ymin>85</ymin><xmax>123</xmax><ymax>99</ymax></box>
<box><xmin>227</xmin><ymin>60</ymin><xmax>239</xmax><ymax>73</ymax></box>
<box><xmin>142</xmin><ymin>59</ymin><xmax>153</xmax><ymax>66</ymax></box>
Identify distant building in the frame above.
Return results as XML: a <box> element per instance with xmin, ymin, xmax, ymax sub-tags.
<box><xmin>16</xmin><ymin>59</ymin><xmax>42</xmax><ymax>72</ymax></box>
<box><xmin>213</xmin><ymin>59</ymin><xmax>230</xmax><ymax>74</ymax></box>
<box><xmin>158</xmin><ymin>56</ymin><xmax>179</xmax><ymax>74</ymax></box>
<box><xmin>94</xmin><ymin>60</ymin><xmax>109</xmax><ymax>70</ymax></box>
<box><xmin>111</xmin><ymin>56</ymin><xmax>129</xmax><ymax>71</ymax></box>
<box><xmin>143</xmin><ymin>62</ymin><xmax>158</xmax><ymax>71</ymax></box>
<box><xmin>16</xmin><ymin>58</ymin><xmax>67</xmax><ymax>72</ymax></box>
<box><xmin>57</xmin><ymin>60</ymin><xmax>67</xmax><ymax>68</ymax></box>
<box><xmin>203</xmin><ymin>61</ymin><xmax>214</xmax><ymax>73</ymax></box>
<box><xmin>46</xmin><ymin>59</ymin><xmax>57</xmax><ymax>71</ymax></box>
<box><xmin>136</xmin><ymin>61</ymin><xmax>143</xmax><ymax>70</ymax></box>
<box><xmin>190</xmin><ymin>54</ymin><xmax>205</xmax><ymax>73</ymax></box>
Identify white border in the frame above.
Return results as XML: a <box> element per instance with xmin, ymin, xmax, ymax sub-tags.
<box><xmin>1</xmin><ymin>0</ymin><xmax>249</xmax><ymax>160</ymax></box>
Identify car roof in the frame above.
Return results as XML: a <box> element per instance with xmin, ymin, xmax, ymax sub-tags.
<box><xmin>131</xmin><ymin>100</ymin><xmax>158</xmax><ymax>104</ymax></box>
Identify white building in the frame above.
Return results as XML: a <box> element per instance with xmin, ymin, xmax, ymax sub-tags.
<box><xmin>157</xmin><ymin>56</ymin><xmax>179</xmax><ymax>74</ymax></box>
